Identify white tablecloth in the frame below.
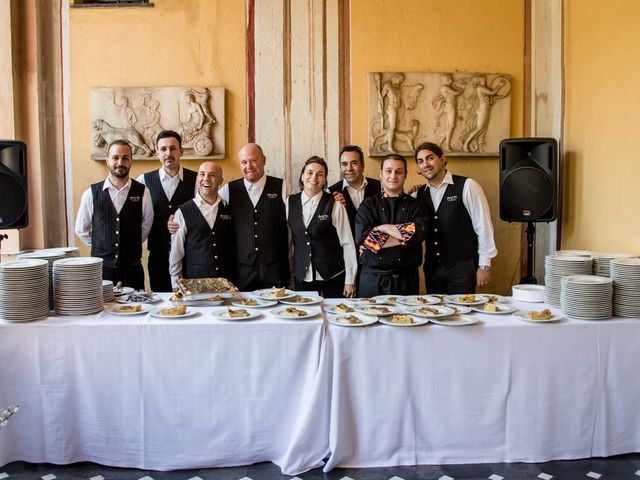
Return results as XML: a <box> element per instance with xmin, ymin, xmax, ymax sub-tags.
<box><xmin>0</xmin><ymin>298</ymin><xmax>328</xmax><ymax>475</ymax></box>
<box><xmin>321</xmin><ymin>299</ymin><xmax>640</xmax><ymax>470</ymax></box>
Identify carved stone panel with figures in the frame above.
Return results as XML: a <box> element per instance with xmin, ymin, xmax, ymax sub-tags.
<box><xmin>368</xmin><ymin>72</ymin><xmax>511</xmax><ymax>156</ymax></box>
<box><xmin>91</xmin><ymin>86</ymin><xmax>225</xmax><ymax>160</ymax></box>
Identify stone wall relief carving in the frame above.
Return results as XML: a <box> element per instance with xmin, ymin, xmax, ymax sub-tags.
<box><xmin>368</xmin><ymin>72</ymin><xmax>511</xmax><ymax>156</ymax></box>
<box><xmin>91</xmin><ymin>86</ymin><xmax>225</xmax><ymax>159</ymax></box>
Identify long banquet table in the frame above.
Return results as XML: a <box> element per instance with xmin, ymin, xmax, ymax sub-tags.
<box><xmin>1</xmin><ymin>296</ymin><xmax>640</xmax><ymax>474</ymax></box>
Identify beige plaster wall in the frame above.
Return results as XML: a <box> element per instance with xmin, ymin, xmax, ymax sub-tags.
<box><xmin>68</xmin><ymin>0</ymin><xmax>246</xmax><ymax>255</ymax></box>
<box><xmin>349</xmin><ymin>0</ymin><xmax>525</xmax><ymax>294</ymax></box>
<box><xmin>563</xmin><ymin>0</ymin><xmax>640</xmax><ymax>254</ymax></box>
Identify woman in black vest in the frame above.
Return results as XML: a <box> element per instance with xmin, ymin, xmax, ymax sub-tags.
<box><xmin>287</xmin><ymin>157</ymin><xmax>357</xmax><ymax>298</ymax></box>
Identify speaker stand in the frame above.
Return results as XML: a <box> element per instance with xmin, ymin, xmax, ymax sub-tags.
<box><xmin>521</xmin><ymin>222</ymin><xmax>537</xmax><ymax>284</ymax></box>
<box><xmin>0</xmin><ymin>234</ymin><xmax>8</xmax><ymax>264</ymax></box>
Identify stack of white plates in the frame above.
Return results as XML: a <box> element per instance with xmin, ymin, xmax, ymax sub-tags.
<box><xmin>544</xmin><ymin>255</ymin><xmax>593</xmax><ymax>307</ymax></box>
<box><xmin>17</xmin><ymin>250</ymin><xmax>66</xmax><ymax>309</ymax></box>
<box><xmin>0</xmin><ymin>259</ymin><xmax>50</xmax><ymax>322</ymax></box>
<box><xmin>556</xmin><ymin>249</ymin><xmax>592</xmax><ymax>257</ymax></box>
<box><xmin>560</xmin><ymin>275</ymin><xmax>612</xmax><ymax>320</ymax></box>
<box><xmin>592</xmin><ymin>252</ymin><xmax>638</xmax><ymax>277</ymax></box>
<box><xmin>42</xmin><ymin>246</ymin><xmax>80</xmax><ymax>258</ymax></box>
<box><xmin>102</xmin><ymin>279</ymin><xmax>115</xmax><ymax>303</ymax></box>
<box><xmin>53</xmin><ymin>257</ymin><xmax>104</xmax><ymax>315</ymax></box>
<box><xmin>611</xmin><ymin>257</ymin><xmax>640</xmax><ymax>317</ymax></box>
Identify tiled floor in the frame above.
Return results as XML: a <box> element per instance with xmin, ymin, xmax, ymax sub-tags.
<box><xmin>1</xmin><ymin>455</ymin><xmax>640</xmax><ymax>480</ymax></box>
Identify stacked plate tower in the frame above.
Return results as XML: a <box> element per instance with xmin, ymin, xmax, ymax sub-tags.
<box><xmin>560</xmin><ymin>274</ymin><xmax>612</xmax><ymax>320</ymax></box>
<box><xmin>544</xmin><ymin>254</ymin><xmax>593</xmax><ymax>307</ymax></box>
<box><xmin>53</xmin><ymin>257</ymin><xmax>104</xmax><ymax>315</ymax></box>
<box><xmin>611</xmin><ymin>257</ymin><xmax>640</xmax><ymax>317</ymax></box>
<box><xmin>0</xmin><ymin>259</ymin><xmax>50</xmax><ymax>322</ymax></box>
<box><xmin>17</xmin><ymin>250</ymin><xmax>66</xmax><ymax>309</ymax></box>
<box><xmin>592</xmin><ymin>253</ymin><xmax>638</xmax><ymax>277</ymax></box>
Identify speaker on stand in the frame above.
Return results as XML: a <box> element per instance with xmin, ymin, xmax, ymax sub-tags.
<box><xmin>0</xmin><ymin>140</ymin><xmax>28</xmax><ymax>261</ymax></box>
<box><xmin>499</xmin><ymin>137</ymin><xmax>558</xmax><ymax>284</ymax></box>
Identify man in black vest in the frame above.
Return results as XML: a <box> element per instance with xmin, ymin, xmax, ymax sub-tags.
<box><xmin>168</xmin><ymin>161</ymin><xmax>233</xmax><ymax>289</ymax></box>
<box><xmin>329</xmin><ymin>145</ymin><xmax>381</xmax><ymax>236</ymax></box>
<box><xmin>75</xmin><ymin>140</ymin><xmax>154</xmax><ymax>289</ymax></box>
<box><xmin>137</xmin><ymin>130</ymin><xmax>197</xmax><ymax>292</ymax></box>
<box><xmin>355</xmin><ymin>154</ymin><xmax>428</xmax><ymax>297</ymax></box>
<box><xmin>218</xmin><ymin>143</ymin><xmax>290</xmax><ymax>291</ymax></box>
<box><xmin>414</xmin><ymin>141</ymin><xmax>497</xmax><ymax>294</ymax></box>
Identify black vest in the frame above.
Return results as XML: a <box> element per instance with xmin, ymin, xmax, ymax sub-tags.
<box><xmin>228</xmin><ymin>176</ymin><xmax>288</xmax><ymax>266</ymax></box>
<box><xmin>418</xmin><ymin>175</ymin><xmax>478</xmax><ymax>268</ymax></box>
<box><xmin>179</xmin><ymin>199</ymin><xmax>232</xmax><ymax>279</ymax></box>
<box><xmin>90</xmin><ymin>180</ymin><xmax>144</xmax><ymax>268</ymax></box>
<box><xmin>144</xmin><ymin>168</ymin><xmax>197</xmax><ymax>253</ymax></box>
<box><xmin>288</xmin><ymin>192</ymin><xmax>344</xmax><ymax>281</ymax></box>
<box><xmin>329</xmin><ymin>177</ymin><xmax>381</xmax><ymax>237</ymax></box>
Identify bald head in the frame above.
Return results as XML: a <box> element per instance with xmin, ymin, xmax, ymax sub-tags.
<box><xmin>238</xmin><ymin>143</ymin><xmax>266</xmax><ymax>183</ymax></box>
<box><xmin>197</xmin><ymin>161</ymin><xmax>224</xmax><ymax>203</ymax></box>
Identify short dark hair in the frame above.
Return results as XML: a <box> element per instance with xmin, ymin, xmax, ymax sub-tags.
<box><xmin>414</xmin><ymin>141</ymin><xmax>444</xmax><ymax>160</ymax></box>
<box><xmin>381</xmin><ymin>153</ymin><xmax>407</xmax><ymax>172</ymax></box>
<box><xmin>299</xmin><ymin>156</ymin><xmax>329</xmax><ymax>190</ymax></box>
<box><xmin>339</xmin><ymin>145</ymin><xmax>364</xmax><ymax>165</ymax></box>
<box><xmin>156</xmin><ymin>130</ymin><xmax>182</xmax><ymax>148</ymax></box>
<box><xmin>107</xmin><ymin>139</ymin><xmax>132</xmax><ymax>157</ymax></box>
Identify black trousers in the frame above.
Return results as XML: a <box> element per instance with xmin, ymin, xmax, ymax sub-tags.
<box><xmin>147</xmin><ymin>250</ymin><xmax>173</xmax><ymax>293</ymax></box>
<box><xmin>235</xmin><ymin>260</ymin><xmax>290</xmax><ymax>291</ymax></box>
<box><xmin>103</xmin><ymin>262</ymin><xmax>145</xmax><ymax>290</ymax></box>
<box><xmin>424</xmin><ymin>258</ymin><xmax>476</xmax><ymax>294</ymax></box>
<box><xmin>358</xmin><ymin>267</ymin><xmax>419</xmax><ymax>298</ymax></box>
<box><xmin>294</xmin><ymin>271</ymin><xmax>345</xmax><ymax>298</ymax></box>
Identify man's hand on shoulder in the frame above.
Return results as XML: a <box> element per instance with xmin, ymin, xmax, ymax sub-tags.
<box><xmin>167</xmin><ymin>214</ymin><xmax>179</xmax><ymax>235</ymax></box>
<box><xmin>332</xmin><ymin>190</ymin><xmax>346</xmax><ymax>206</ymax></box>
<box><xmin>407</xmin><ymin>183</ymin><xmax>425</xmax><ymax>195</ymax></box>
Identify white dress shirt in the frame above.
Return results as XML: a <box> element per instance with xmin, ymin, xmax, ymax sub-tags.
<box><xmin>74</xmin><ymin>177</ymin><xmax>154</xmax><ymax>246</ymax></box>
<box><xmin>286</xmin><ymin>191</ymin><xmax>358</xmax><ymax>284</ymax></box>
<box><xmin>136</xmin><ymin>166</ymin><xmax>197</xmax><ymax>200</ymax></box>
<box><xmin>168</xmin><ymin>193</ymin><xmax>224</xmax><ymax>289</ymax></box>
<box><xmin>341</xmin><ymin>177</ymin><xmax>370</xmax><ymax>209</ymax></box>
<box><xmin>423</xmin><ymin>170</ymin><xmax>498</xmax><ymax>267</ymax></box>
<box><xmin>218</xmin><ymin>174</ymin><xmax>291</xmax><ymax>207</ymax></box>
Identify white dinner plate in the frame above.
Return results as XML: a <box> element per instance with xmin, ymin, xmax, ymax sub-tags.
<box><xmin>113</xmin><ymin>286</ymin><xmax>134</xmax><ymax>297</ymax></box>
<box><xmin>396</xmin><ymin>295</ymin><xmax>441</xmax><ymax>306</ymax></box>
<box><xmin>324</xmin><ymin>304</ymin><xmax>357</xmax><ymax>315</ymax></box>
<box><xmin>172</xmin><ymin>298</ymin><xmax>225</xmax><ymax>307</ymax></box>
<box><xmin>149</xmin><ymin>307</ymin><xmax>199</xmax><ymax>319</ymax></box>
<box><xmin>378</xmin><ymin>316</ymin><xmax>429</xmax><ymax>327</ymax></box>
<box><xmin>116</xmin><ymin>295</ymin><xmax>162</xmax><ymax>304</ymax></box>
<box><xmin>212</xmin><ymin>308</ymin><xmax>261</xmax><ymax>321</ymax></box>
<box><xmin>470</xmin><ymin>304</ymin><xmax>518</xmax><ymax>315</ymax></box>
<box><xmin>514</xmin><ymin>311</ymin><xmax>563</xmax><ymax>323</ymax></box>
<box><xmin>481</xmin><ymin>294</ymin><xmax>510</xmax><ymax>303</ymax></box>
<box><xmin>444</xmin><ymin>304</ymin><xmax>472</xmax><ymax>314</ymax></box>
<box><xmin>430</xmin><ymin>315</ymin><xmax>479</xmax><ymax>326</ymax></box>
<box><xmin>444</xmin><ymin>294</ymin><xmax>489</xmax><ymax>306</ymax></box>
<box><xmin>278</xmin><ymin>295</ymin><xmax>324</xmax><ymax>306</ymax></box>
<box><xmin>354</xmin><ymin>305</ymin><xmax>403</xmax><ymax>316</ymax></box>
<box><xmin>346</xmin><ymin>298</ymin><xmax>380</xmax><ymax>305</ymax></box>
<box><xmin>405</xmin><ymin>305</ymin><xmax>456</xmax><ymax>318</ymax></box>
<box><xmin>252</xmin><ymin>288</ymin><xmax>297</xmax><ymax>300</ymax></box>
<box><xmin>371</xmin><ymin>295</ymin><xmax>402</xmax><ymax>305</ymax></box>
<box><xmin>270</xmin><ymin>306</ymin><xmax>321</xmax><ymax>319</ymax></box>
<box><xmin>328</xmin><ymin>314</ymin><xmax>378</xmax><ymax>327</ymax></box>
<box><xmin>105</xmin><ymin>304</ymin><xmax>151</xmax><ymax>316</ymax></box>
<box><xmin>230</xmin><ymin>298</ymin><xmax>278</xmax><ymax>308</ymax></box>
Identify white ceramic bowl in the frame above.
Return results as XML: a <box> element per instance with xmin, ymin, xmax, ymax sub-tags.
<box><xmin>512</xmin><ymin>284</ymin><xmax>546</xmax><ymax>303</ymax></box>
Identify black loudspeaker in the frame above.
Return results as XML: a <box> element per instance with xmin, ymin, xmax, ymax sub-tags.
<box><xmin>499</xmin><ymin>137</ymin><xmax>558</xmax><ymax>222</ymax></box>
<box><xmin>0</xmin><ymin>140</ymin><xmax>29</xmax><ymax>229</ymax></box>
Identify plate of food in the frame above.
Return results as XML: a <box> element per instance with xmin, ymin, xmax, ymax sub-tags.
<box><xmin>371</xmin><ymin>295</ymin><xmax>401</xmax><ymax>305</ymax></box>
<box><xmin>279</xmin><ymin>294</ymin><xmax>323</xmax><ymax>306</ymax></box>
<box><xmin>514</xmin><ymin>309</ymin><xmax>562</xmax><ymax>323</ymax></box>
<box><xmin>405</xmin><ymin>305</ymin><xmax>456</xmax><ymax>318</ymax></box>
<box><xmin>354</xmin><ymin>305</ymin><xmax>403</xmax><ymax>316</ymax></box>
<box><xmin>105</xmin><ymin>303</ymin><xmax>151</xmax><ymax>315</ymax></box>
<box><xmin>378</xmin><ymin>314</ymin><xmax>429</xmax><ymax>327</ymax></box>
<box><xmin>212</xmin><ymin>307</ymin><xmax>261</xmax><ymax>321</ymax></box>
<box><xmin>230</xmin><ymin>297</ymin><xmax>278</xmax><ymax>308</ymax></box>
<box><xmin>149</xmin><ymin>305</ymin><xmax>199</xmax><ymax>319</ymax></box>
<box><xmin>270</xmin><ymin>306</ymin><xmax>322</xmax><ymax>319</ymax></box>
<box><xmin>396</xmin><ymin>295</ymin><xmax>441</xmax><ymax>306</ymax></box>
<box><xmin>471</xmin><ymin>303</ymin><xmax>518</xmax><ymax>315</ymax></box>
<box><xmin>252</xmin><ymin>287</ymin><xmax>297</xmax><ymax>300</ymax></box>
<box><xmin>170</xmin><ymin>291</ymin><xmax>225</xmax><ymax>306</ymax></box>
<box><xmin>116</xmin><ymin>291</ymin><xmax>162</xmax><ymax>304</ymax></box>
<box><xmin>113</xmin><ymin>286</ymin><xmax>134</xmax><ymax>297</ymax></box>
<box><xmin>328</xmin><ymin>313</ymin><xmax>378</xmax><ymax>327</ymax></box>
<box><xmin>443</xmin><ymin>294</ymin><xmax>489</xmax><ymax>306</ymax></box>
<box><xmin>325</xmin><ymin>303</ymin><xmax>357</xmax><ymax>315</ymax></box>
<box><xmin>430</xmin><ymin>315</ymin><xmax>479</xmax><ymax>326</ymax></box>
<box><xmin>178</xmin><ymin>277</ymin><xmax>239</xmax><ymax>299</ymax></box>
<box><xmin>443</xmin><ymin>304</ymin><xmax>472</xmax><ymax>314</ymax></box>
<box><xmin>346</xmin><ymin>297</ymin><xmax>381</xmax><ymax>305</ymax></box>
